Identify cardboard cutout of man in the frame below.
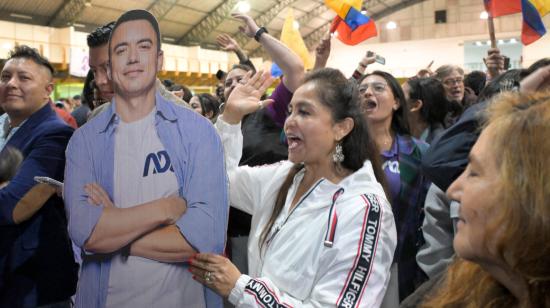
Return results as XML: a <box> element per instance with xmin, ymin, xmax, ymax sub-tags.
<box><xmin>64</xmin><ymin>10</ymin><xmax>228</xmax><ymax>308</ymax></box>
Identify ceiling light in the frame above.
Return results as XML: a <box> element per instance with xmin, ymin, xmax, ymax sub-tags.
<box><xmin>486</xmin><ymin>40</ymin><xmax>491</xmax><ymax>45</ymax></box>
<box><xmin>237</xmin><ymin>1</ymin><xmax>250</xmax><ymax>13</ymax></box>
<box><xmin>475</xmin><ymin>41</ymin><xmax>483</xmax><ymax>46</ymax></box>
<box><xmin>84</xmin><ymin>0</ymin><xmax>92</xmax><ymax>7</ymax></box>
<box><xmin>498</xmin><ymin>39</ymin><xmax>504</xmax><ymax>44</ymax></box>
<box><xmin>510</xmin><ymin>38</ymin><xmax>518</xmax><ymax>43</ymax></box>
<box><xmin>164</xmin><ymin>37</ymin><xmax>175</xmax><ymax>42</ymax></box>
<box><xmin>386</xmin><ymin>21</ymin><xmax>397</xmax><ymax>30</ymax></box>
<box><xmin>480</xmin><ymin>11</ymin><xmax>489</xmax><ymax>19</ymax></box>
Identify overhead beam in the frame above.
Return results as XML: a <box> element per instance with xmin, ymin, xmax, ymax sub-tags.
<box><xmin>49</xmin><ymin>0</ymin><xmax>87</xmax><ymax>27</ymax></box>
<box><xmin>178</xmin><ymin>0</ymin><xmax>240</xmax><ymax>45</ymax></box>
<box><xmin>148</xmin><ymin>0</ymin><xmax>179</xmax><ymax>21</ymax></box>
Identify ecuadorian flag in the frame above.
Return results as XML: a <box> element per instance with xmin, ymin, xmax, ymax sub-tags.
<box><xmin>325</xmin><ymin>0</ymin><xmax>377</xmax><ymax>45</ymax></box>
<box><xmin>485</xmin><ymin>0</ymin><xmax>549</xmax><ymax>45</ymax></box>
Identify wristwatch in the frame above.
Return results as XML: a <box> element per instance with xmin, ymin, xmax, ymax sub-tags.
<box><xmin>254</xmin><ymin>27</ymin><xmax>268</xmax><ymax>42</ymax></box>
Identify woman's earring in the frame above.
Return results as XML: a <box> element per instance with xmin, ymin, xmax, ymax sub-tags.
<box><xmin>333</xmin><ymin>143</ymin><xmax>344</xmax><ymax>163</ymax></box>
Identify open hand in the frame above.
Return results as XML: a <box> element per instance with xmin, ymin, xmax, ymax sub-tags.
<box><xmin>216</xmin><ymin>33</ymin><xmax>240</xmax><ymax>52</ymax></box>
<box><xmin>222</xmin><ymin>70</ymin><xmax>275</xmax><ymax>124</ymax></box>
<box><xmin>232</xmin><ymin>13</ymin><xmax>260</xmax><ymax>38</ymax></box>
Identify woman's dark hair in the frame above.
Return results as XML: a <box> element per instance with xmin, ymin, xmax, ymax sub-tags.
<box><xmin>360</xmin><ymin>71</ymin><xmax>411</xmax><ymax>135</ymax></box>
<box><xmin>259</xmin><ymin>68</ymin><xmax>388</xmax><ymax>251</ymax></box>
<box><xmin>197</xmin><ymin>93</ymin><xmax>221</xmax><ymax>119</ymax></box>
<box><xmin>406</xmin><ymin>77</ymin><xmax>450</xmax><ymax>127</ymax></box>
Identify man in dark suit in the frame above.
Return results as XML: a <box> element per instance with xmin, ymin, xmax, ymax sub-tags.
<box><xmin>0</xmin><ymin>45</ymin><xmax>78</xmax><ymax>307</ymax></box>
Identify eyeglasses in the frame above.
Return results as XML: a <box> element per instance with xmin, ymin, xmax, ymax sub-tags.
<box><xmin>442</xmin><ymin>77</ymin><xmax>464</xmax><ymax>86</ymax></box>
<box><xmin>358</xmin><ymin>82</ymin><xmax>388</xmax><ymax>95</ymax></box>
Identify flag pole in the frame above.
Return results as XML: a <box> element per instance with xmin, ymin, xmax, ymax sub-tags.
<box><xmin>487</xmin><ymin>15</ymin><xmax>497</xmax><ymax>48</ymax></box>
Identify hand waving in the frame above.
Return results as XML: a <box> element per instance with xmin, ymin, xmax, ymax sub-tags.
<box><xmin>232</xmin><ymin>13</ymin><xmax>260</xmax><ymax>38</ymax></box>
<box><xmin>216</xmin><ymin>33</ymin><xmax>240</xmax><ymax>52</ymax></box>
<box><xmin>222</xmin><ymin>70</ymin><xmax>274</xmax><ymax>124</ymax></box>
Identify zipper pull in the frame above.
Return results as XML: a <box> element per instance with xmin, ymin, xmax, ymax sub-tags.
<box><xmin>324</xmin><ymin>188</ymin><xmax>344</xmax><ymax>247</ymax></box>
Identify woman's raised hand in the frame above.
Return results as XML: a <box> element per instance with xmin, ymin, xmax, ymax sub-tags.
<box><xmin>222</xmin><ymin>70</ymin><xmax>274</xmax><ymax>124</ymax></box>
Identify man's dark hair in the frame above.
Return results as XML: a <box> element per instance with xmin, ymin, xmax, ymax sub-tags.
<box><xmin>464</xmin><ymin>70</ymin><xmax>487</xmax><ymax>96</ymax></box>
<box><xmin>110</xmin><ymin>10</ymin><xmax>161</xmax><ymax>53</ymax></box>
<box><xmin>7</xmin><ymin>45</ymin><xmax>55</xmax><ymax>76</ymax></box>
<box><xmin>87</xmin><ymin>22</ymin><xmax>115</xmax><ymax>48</ymax></box>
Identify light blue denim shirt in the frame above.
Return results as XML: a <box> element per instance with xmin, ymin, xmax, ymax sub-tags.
<box><xmin>64</xmin><ymin>92</ymin><xmax>228</xmax><ymax>308</ymax></box>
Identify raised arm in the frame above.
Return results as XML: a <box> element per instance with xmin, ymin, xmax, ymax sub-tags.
<box><xmin>483</xmin><ymin>47</ymin><xmax>505</xmax><ymax>82</ymax></box>
<box><xmin>350</xmin><ymin>51</ymin><xmax>377</xmax><ymax>82</ymax></box>
<box><xmin>216</xmin><ymin>33</ymin><xmax>256</xmax><ymax>70</ymax></box>
<box><xmin>313</xmin><ymin>34</ymin><xmax>332</xmax><ymax>71</ymax></box>
<box><xmin>232</xmin><ymin>13</ymin><xmax>304</xmax><ymax>92</ymax></box>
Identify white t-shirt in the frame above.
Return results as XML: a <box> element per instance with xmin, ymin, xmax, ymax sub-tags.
<box><xmin>106</xmin><ymin>109</ymin><xmax>205</xmax><ymax>308</ymax></box>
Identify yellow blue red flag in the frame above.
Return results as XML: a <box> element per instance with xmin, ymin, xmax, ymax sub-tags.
<box><xmin>484</xmin><ymin>0</ymin><xmax>549</xmax><ymax>45</ymax></box>
<box><xmin>325</xmin><ymin>0</ymin><xmax>377</xmax><ymax>45</ymax></box>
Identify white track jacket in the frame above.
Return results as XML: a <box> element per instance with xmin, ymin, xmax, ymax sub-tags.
<box><xmin>216</xmin><ymin>118</ymin><xmax>397</xmax><ymax>308</ymax></box>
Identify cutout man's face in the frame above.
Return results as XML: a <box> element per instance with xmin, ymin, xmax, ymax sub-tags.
<box><xmin>109</xmin><ymin>19</ymin><xmax>162</xmax><ymax>98</ymax></box>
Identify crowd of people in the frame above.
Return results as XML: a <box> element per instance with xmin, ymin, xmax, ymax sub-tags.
<box><xmin>0</xmin><ymin>7</ymin><xmax>549</xmax><ymax>308</ymax></box>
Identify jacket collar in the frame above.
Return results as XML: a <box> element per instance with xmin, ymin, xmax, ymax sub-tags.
<box><xmin>97</xmin><ymin>91</ymin><xmax>177</xmax><ymax>134</ymax></box>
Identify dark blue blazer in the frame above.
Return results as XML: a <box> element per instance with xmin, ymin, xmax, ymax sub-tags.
<box><xmin>0</xmin><ymin>103</ymin><xmax>78</xmax><ymax>307</ymax></box>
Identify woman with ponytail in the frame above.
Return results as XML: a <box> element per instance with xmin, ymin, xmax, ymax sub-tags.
<box><xmin>189</xmin><ymin>68</ymin><xmax>397</xmax><ymax>307</ymax></box>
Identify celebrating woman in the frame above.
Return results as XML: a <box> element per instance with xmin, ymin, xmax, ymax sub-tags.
<box><xmin>423</xmin><ymin>92</ymin><xmax>550</xmax><ymax>307</ymax></box>
<box><xmin>189</xmin><ymin>68</ymin><xmax>396</xmax><ymax>307</ymax></box>
<box><xmin>358</xmin><ymin>71</ymin><xmax>431</xmax><ymax>302</ymax></box>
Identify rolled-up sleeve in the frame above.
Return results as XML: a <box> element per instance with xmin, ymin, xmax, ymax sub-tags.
<box><xmin>64</xmin><ymin>129</ymin><xmax>104</xmax><ymax>250</ymax></box>
<box><xmin>176</xmin><ymin>122</ymin><xmax>228</xmax><ymax>254</ymax></box>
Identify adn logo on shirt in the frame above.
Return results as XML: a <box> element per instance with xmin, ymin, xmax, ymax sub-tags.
<box><xmin>143</xmin><ymin>150</ymin><xmax>174</xmax><ymax>177</ymax></box>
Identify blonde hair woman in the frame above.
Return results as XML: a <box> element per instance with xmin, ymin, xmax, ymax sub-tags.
<box><xmin>423</xmin><ymin>92</ymin><xmax>550</xmax><ymax>307</ymax></box>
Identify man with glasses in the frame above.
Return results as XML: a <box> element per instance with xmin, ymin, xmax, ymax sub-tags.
<box><xmin>435</xmin><ymin>65</ymin><xmax>465</xmax><ymax>105</ymax></box>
